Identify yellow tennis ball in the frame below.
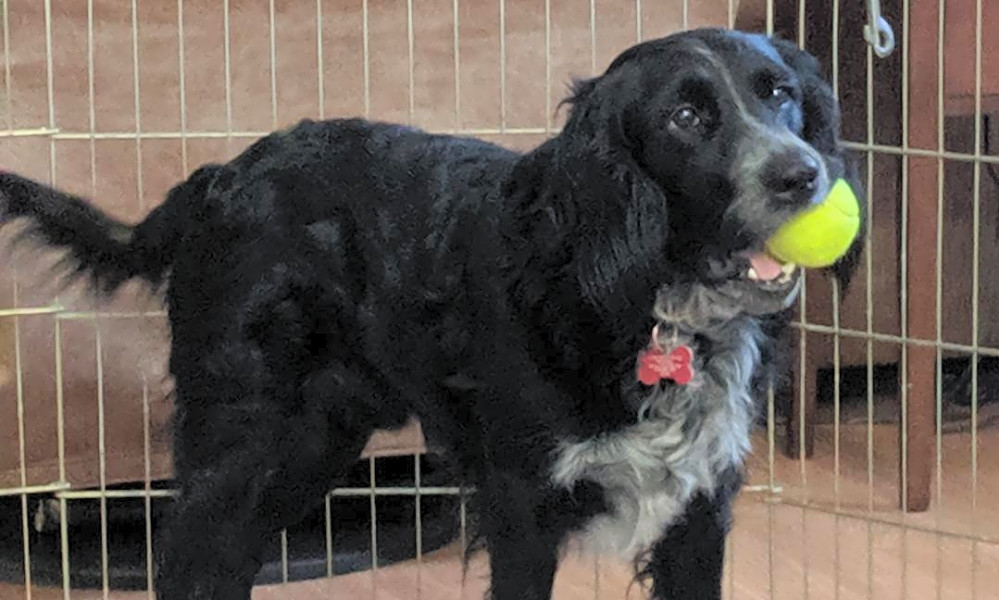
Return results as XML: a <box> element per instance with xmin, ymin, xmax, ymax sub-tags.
<box><xmin>765</xmin><ymin>178</ymin><xmax>861</xmax><ymax>268</ymax></box>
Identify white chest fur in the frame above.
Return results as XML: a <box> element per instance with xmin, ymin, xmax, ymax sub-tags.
<box><xmin>551</xmin><ymin>321</ymin><xmax>762</xmax><ymax>560</ymax></box>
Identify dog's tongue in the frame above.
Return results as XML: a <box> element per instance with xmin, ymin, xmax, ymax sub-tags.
<box><xmin>748</xmin><ymin>252</ymin><xmax>783</xmax><ymax>281</ymax></box>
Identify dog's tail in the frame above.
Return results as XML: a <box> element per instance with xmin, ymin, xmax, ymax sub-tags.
<box><xmin>0</xmin><ymin>164</ymin><xmax>221</xmax><ymax>296</ymax></box>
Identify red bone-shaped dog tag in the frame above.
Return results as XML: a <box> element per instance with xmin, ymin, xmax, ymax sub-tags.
<box><xmin>636</xmin><ymin>326</ymin><xmax>694</xmax><ymax>386</ymax></box>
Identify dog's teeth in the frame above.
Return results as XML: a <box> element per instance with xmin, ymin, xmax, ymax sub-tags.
<box><xmin>777</xmin><ymin>262</ymin><xmax>798</xmax><ymax>284</ymax></box>
<box><xmin>747</xmin><ymin>267</ymin><xmax>759</xmax><ymax>281</ymax></box>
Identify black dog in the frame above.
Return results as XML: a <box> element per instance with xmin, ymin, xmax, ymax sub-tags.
<box><xmin>0</xmin><ymin>28</ymin><xmax>862</xmax><ymax>600</ymax></box>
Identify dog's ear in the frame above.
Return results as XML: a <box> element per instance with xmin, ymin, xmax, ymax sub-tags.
<box><xmin>509</xmin><ymin>72</ymin><xmax>673</xmax><ymax>316</ymax></box>
<box><xmin>827</xmin><ymin>156</ymin><xmax>867</xmax><ymax>290</ymax></box>
<box><xmin>771</xmin><ymin>38</ymin><xmax>866</xmax><ymax>290</ymax></box>
<box><xmin>563</xmin><ymin>148</ymin><xmax>672</xmax><ymax>314</ymax></box>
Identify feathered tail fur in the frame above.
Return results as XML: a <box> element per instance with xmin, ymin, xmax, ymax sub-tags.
<box><xmin>0</xmin><ymin>165</ymin><xmax>220</xmax><ymax>295</ymax></box>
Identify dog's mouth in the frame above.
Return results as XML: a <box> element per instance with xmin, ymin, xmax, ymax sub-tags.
<box><xmin>743</xmin><ymin>250</ymin><xmax>798</xmax><ymax>287</ymax></box>
<box><xmin>716</xmin><ymin>249</ymin><xmax>801</xmax><ymax>314</ymax></box>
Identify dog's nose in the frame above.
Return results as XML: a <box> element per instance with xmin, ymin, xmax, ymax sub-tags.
<box><xmin>769</xmin><ymin>152</ymin><xmax>820</xmax><ymax>203</ymax></box>
<box><xmin>781</xmin><ymin>155</ymin><xmax>819</xmax><ymax>192</ymax></box>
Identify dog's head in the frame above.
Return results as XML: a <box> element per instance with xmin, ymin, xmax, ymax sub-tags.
<box><xmin>559</xmin><ymin>28</ymin><xmax>864</xmax><ymax>317</ymax></box>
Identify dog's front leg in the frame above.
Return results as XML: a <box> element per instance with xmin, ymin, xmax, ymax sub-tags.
<box><xmin>479</xmin><ymin>470</ymin><xmax>565</xmax><ymax>600</ymax></box>
<box><xmin>643</xmin><ymin>470</ymin><xmax>741</xmax><ymax>600</ymax></box>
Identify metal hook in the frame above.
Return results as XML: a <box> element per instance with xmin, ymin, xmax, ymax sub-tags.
<box><xmin>864</xmin><ymin>0</ymin><xmax>896</xmax><ymax>58</ymax></box>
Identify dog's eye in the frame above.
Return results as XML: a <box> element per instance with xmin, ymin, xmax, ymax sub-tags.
<box><xmin>771</xmin><ymin>85</ymin><xmax>794</xmax><ymax>103</ymax></box>
<box><xmin>669</xmin><ymin>105</ymin><xmax>701</xmax><ymax>131</ymax></box>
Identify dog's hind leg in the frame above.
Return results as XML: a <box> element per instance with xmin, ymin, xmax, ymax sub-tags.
<box><xmin>153</xmin><ymin>361</ymin><xmax>382</xmax><ymax>600</ymax></box>
<box><xmin>151</xmin><ymin>240</ymin><xmax>408</xmax><ymax>599</ymax></box>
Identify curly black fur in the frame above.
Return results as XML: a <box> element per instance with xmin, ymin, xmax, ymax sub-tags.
<box><xmin>0</xmin><ymin>29</ymin><xmax>861</xmax><ymax>600</ymax></box>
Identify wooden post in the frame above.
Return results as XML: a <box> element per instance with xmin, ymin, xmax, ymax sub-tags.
<box><xmin>902</xmin><ymin>0</ymin><xmax>939</xmax><ymax>513</ymax></box>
